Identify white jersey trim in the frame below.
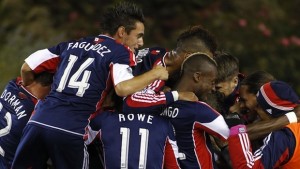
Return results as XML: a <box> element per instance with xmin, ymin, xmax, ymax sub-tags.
<box><xmin>28</xmin><ymin>120</ymin><xmax>84</xmax><ymax>136</ymax></box>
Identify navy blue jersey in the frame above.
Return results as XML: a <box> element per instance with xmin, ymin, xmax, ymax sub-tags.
<box><xmin>0</xmin><ymin>78</ymin><xmax>37</xmax><ymax>168</ymax></box>
<box><xmin>123</xmin><ymin>47</ymin><xmax>176</xmax><ymax>114</ymax></box>
<box><xmin>161</xmin><ymin>100</ymin><xmax>229</xmax><ymax>169</ymax></box>
<box><xmin>86</xmin><ymin>111</ymin><xmax>180</xmax><ymax>169</ymax></box>
<box><xmin>25</xmin><ymin>35</ymin><xmax>136</xmax><ymax>136</ymax></box>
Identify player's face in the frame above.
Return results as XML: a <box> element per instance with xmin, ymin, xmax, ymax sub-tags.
<box><xmin>215</xmin><ymin>76</ymin><xmax>238</xmax><ymax>97</ymax></box>
<box><xmin>239</xmin><ymin>85</ymin><xmax>258</xmax><ymax>112</ymax></box>
<box><xmin>196</xmin><ymin>67</ymin><xmax>217</xmax><ymax>97</ymax></box>
<box><xmin>123</xmin><ymin>21</ymin><xmax>145</xmax><ymax>51</ymax></box>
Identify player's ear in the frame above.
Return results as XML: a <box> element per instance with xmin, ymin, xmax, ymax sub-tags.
<box><xmin>193</xmin><ymin>72</ymin><xmax>202</xmax><ymax>82</ymax></box>
<box><xmin>233</xmin><ymin>75</ymin><xmax>239</xmax><ymax>87</ymax></box>
<box><xmin>117</xmin><ymin>26</ymin><xmax>126</xmax><ymax>38</ymax></box>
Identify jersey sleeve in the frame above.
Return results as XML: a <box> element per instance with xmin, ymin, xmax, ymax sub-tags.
<box><xmin>110</xmin><ymin>46</ymin><xmax>136</xmax><ymax>86</ymax></box>
<box><xmin>194</xmin><ymin>102</ymin><xmax>230</xmax><ymax>141</ymax></box>
<box><xmin>122</xmin><ymin>89</ymin><xmax>177</xmax><ymax>114</ymax></box>
<box><xmin>228</xmin><ymin>125</ymin><xmax>295</xmax><ymax>169</ymax></box>
<box><xmin>25</xmin><ymin>41</ymin><xmax>70</xmax><ymax>74</ymax></box>
<box><xmin>163</xmin><ymin>122</ymin><xmax>181</xmax><ymax>169</ymax></box>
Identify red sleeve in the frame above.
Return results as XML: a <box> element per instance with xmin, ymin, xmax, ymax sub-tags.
<box><xmin>228</xmin><ymin>126</ymin><xmax>265</xmax><ymax>169</ymax></box>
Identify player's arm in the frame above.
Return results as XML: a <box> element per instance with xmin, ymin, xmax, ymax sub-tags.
<box><xmin>21</xmin><ymin>47</ymin><xmax>61</xmax><ymax>86</ymax></box>
<box><xmin>195</xmin><ymin>102</ymin><xmax>230</xmax><ymax>141</ymax></box>
<box><xmin>229</xmin><ymin>125</ymin><xmax>295</xmax><ymax>169</ymax></box>
<box><xmin>123</xmin><ymin>88</ymin><xmax>197</xmax><ymax>114</ymax></box>
<box><xmin>247</xmin><ymin>109</ymin><xmax>299</xmax><ymax>140</ymax></box>
<box><xmin>114</xmin><ymin>65</ymin><xmax>168</xmax><ymax>97</ymax></box>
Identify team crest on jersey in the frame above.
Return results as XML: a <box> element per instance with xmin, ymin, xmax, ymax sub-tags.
<box><xmin>135</xmin><ymin>48</ymin><xmax>149</xmax><ymax>63</ymax></box>
<box><xmin>135</xmin><ymin>48</ymin><xmax>162</xmax><ymax>63</ymax></box>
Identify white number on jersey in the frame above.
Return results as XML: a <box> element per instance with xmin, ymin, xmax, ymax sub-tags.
<box><xmin>120</xmin><ymin>127</ymin><xmax>149</xmax><ymax>169</ymax></box>
<box><xmin>0</xmin><ymin>102</ymin><xmax>13</xmax><ymax>157</ymax></box>
<box><xmin>56</xmin><ymin>54</ymin><xmax>95</xmax><ymax>97</ymax></box>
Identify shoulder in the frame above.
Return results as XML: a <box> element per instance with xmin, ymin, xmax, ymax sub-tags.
<box><xmin>135</xmin><ymin>47</ymin><xmax>167</xmax><ymax>62</ymax></box>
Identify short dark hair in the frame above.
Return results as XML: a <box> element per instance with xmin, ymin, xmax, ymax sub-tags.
<box><xmin>34</xmin><ymin>72</ymin><xmax>54</xmax><ymax>86</ymax></box>
<box><xmin>100</xmin><ymin>2</ymin><xmax>145</xmax><ymax>35</ymax></box>
<box><xmin>214</xmin><ymin>51</ymin><xmax>239</xmax><ymax>83</ymax></box>
<box><xmin>240</xmin><ymin>70</ymin><xmax>276</xmax><ymax>94</ymax></box>
<box><xmin>181</xmin><ymin>52</ymin><xmax>217</xmax><ymax>75</ymax></box>
<box><xmin>176</xmin><ymin>25</ymin><xmax>217</xmax><ymax>55</ymax></box>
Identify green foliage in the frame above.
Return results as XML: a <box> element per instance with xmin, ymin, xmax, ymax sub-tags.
<box><xmin>0</xmin><ymin>0</ymin><xmax>299</xmax><ymax>93</ymax></box>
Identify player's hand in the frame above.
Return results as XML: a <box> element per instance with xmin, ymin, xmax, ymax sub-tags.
<box><xmin>152</xmin><ymin>65</ymin><xmax>169</xmax><ymax>80</ymax></box>
<box><xmin>178</xmin><ymin>92</ymin><xmax>198</xmax><ymax>102</ymax></box>
<box><xmin>225</xmin><ymin>112</ymin><xmax>244</xmax><ymax>128</ymax></box>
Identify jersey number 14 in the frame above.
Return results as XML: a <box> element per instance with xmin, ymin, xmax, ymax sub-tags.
<box><xmin>56</xmin><ymin>54</ymin><xmax>95</xmax><ymax>97</ymax></box>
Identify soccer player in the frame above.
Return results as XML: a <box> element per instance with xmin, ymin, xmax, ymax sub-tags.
<box><xmin>214</xmin><ymin>51</ymin><xmax>244</xmax><ymax>116</ymax></box>
<box><xmin>12</xmin><ymin>2</ymin><xmax>169</xmax><ymax>169</ymax></box>
<box><xmin>161</xmin><ymin>53</ymin><xmax>230</xmax><ymax>169</ymax></box>
<box><xmin>0</xmin><ymin>72</ymin><xmax>53</xmax><ymax>169</ymax></box>
<box><xmin>123</xmin><ymin>25</ymin><xmax>217</xmax><ymax>114</ymax></box>
<box><xmin>228</xmin><ymin>81</ymin><xmax>300</xmax><ymax>168</ymax></box>
<box><xmin>237</xmin><ymin>71</ymin><xmax>300</xmax><ymax>141</ymax></box>
<box><xmin>86</xmin><ymin>111</ymin><xmax>180</xmax><ymax>169</ymax></box>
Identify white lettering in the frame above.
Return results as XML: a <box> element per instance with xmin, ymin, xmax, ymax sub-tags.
<box><xmin>67</xmin><ymin>42</ymin><xmax>73</xmax><ymax>50</ymax></box>
<box><xmin>147</xmin><ymin>115</ymin><xmax>153</xmax><ymax>124</ymax></box>
<box><xmin>17</xmin><ymin>110</ymin><xmax>26</xmax><ymax>119</ymax></box>
<box><xmin>0</xmin><ymin>90</ymin><xmax>27</xmax><ymax>119</ymax></box>
<box><xmin>137</xmin><ymin>114</ymin><xmax>146</xmax><ymax>121</ymax></box>
<box><xmin>161</xmin><ymin>107</ymin><xmax>179</xmax><ymax>118</ymax></box>
<box><xmin>4</xmin><ymin>92</ymin><xmax>11</xmax><ymax>101</ymax></box>
<box><xmin>72</xmin><ymin>42</ymin><xmax>79</xmax><ymax>49</ymax></box>
<box><xmin>119</xmin><ymin>114</ymin><xmax>126</xmax><ymax>122</ymax></box>
<box><xmin>118</xmin><ymin>114</ymin><xmax>154</xmax><ymax>124</ymax></box>
<box><xmin>79</xmin><ymin>42</ymin><xmax>87</xmax><ymax>48</ymax></box>
<box><xmin>127</xmin><ymin>114</ymin><xmax>134</xmax><ymax>121</ymax></box>
<box><xmin>66</xmin><ymin>41</ymin><xmax>111</xmax><ymax>57</ymax></box>
<box><xmin>7</xmin><ymin>95</ymin><xmax>16</xmax><ymax>105</ymax></box>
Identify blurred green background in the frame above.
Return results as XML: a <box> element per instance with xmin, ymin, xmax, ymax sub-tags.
<box><xmin>1</xmin><ymin>0</ymin><xmax>299</xmax><ymax>93</ymax></box>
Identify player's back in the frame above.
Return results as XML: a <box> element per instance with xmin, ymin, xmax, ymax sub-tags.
<box><xmin>89</xmin><ymin>111</ymin><xmax>178</xmax><ymax>169</ymax></box>
<box><xmin>29</xmin><ymin>35</ymin><xmax>134</xmax><ymax>135</ymax></box>
<box><xmin>0</xmin><ymin>78</ymin><xmax>37</xmax><ymax>168</ymax></box>
<box><xmin>161</xmin><ymin>100</ymin><xmax>229</xmax><ymax>169</ymax></box>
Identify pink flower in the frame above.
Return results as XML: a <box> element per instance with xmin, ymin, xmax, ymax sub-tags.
<box><xmin>238</xmin><ymin>19</ymin><xmax>247</xmax><ymax>27</ymax></box>
<box><xmin>257</xmin><ymin>23</ymin><xmax>271</xmax><ymax>37</ymax></box>
<box><xmin>280</xmin><ymin>38</ymin><xmax>290</xmax><ymax>47</ymax></box>
<box><xmin>290</xmin><ymin>36</ymin><xmax>300</xmax><ymax>46</ymax></box>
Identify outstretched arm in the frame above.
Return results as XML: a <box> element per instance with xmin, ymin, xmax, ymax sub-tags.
<box><xmin>247</xmin><ymin>106</ymin><xmax>299</xmax><ymax>140</ymax></box>
<box><xmin>247</xmin><ymin>115</ymin><xmax>289</xmax><ymax>140</ymax></box>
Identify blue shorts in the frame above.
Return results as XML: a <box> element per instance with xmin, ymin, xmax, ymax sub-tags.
<box><xmin>12</xmin><ymin>124</ymin><xmax>88</xmax><ymax>169</ymax></box>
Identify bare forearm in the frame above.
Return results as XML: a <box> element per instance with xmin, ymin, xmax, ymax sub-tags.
<box><xmin>114</xmin><ymin>70</ymin><xmax>160</xmax><ymax>97</ymax></box>
<box><xmin>247</xmin><ymin>115</ymin><xmax>289</xmax><ymax>140</ymax></box>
